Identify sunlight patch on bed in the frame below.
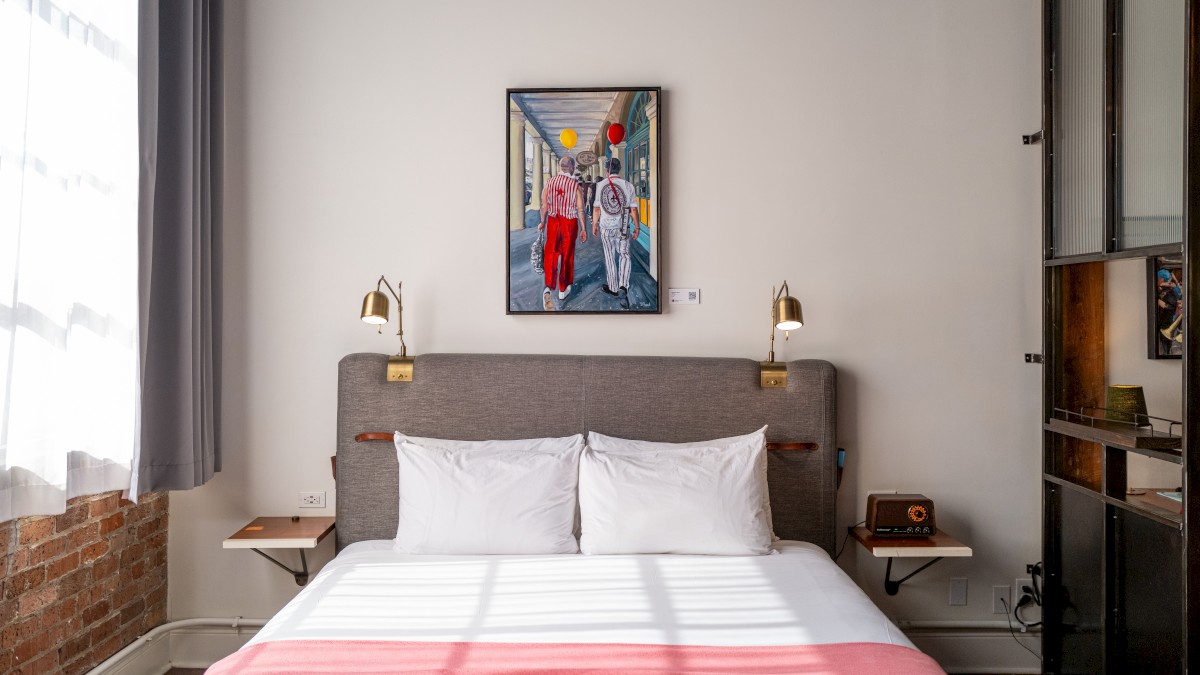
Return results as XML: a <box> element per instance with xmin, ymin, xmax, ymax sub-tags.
<box><xmin>248</xmin><ymin>544</ymin><xmax>901</xmax><ymax>649</ymax></box>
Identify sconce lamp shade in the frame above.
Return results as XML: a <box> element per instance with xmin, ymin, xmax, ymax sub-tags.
<box><xmin>361</xmin><ymin>290</ymin><xmax>389</xmax><ymax>324</ymax></box>
<box><xmin>775</xmin><ymin>296</ymin><xmax>803</xmax><ymax>331</ymax></box>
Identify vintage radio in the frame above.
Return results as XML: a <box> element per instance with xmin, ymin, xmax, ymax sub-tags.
<box><xmin>866</xmin><ymin>493</ymin><xmax>936</xmax><ymax>537</ymax></box>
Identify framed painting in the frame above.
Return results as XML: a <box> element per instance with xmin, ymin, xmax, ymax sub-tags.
<box><xmin>506</xmin><ymin>87</ymin><xmax>661</xmax><ymax>314</ymax></box>
<box><xmin>1148</xmin><ymin>255</ymin><xmax>1184</xmax><ymax>359</ymax></box>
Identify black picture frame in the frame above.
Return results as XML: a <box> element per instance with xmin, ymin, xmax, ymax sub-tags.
<box><xmin>1148</xmin><ymin>255</ymin><xmax>1184</xmax><ymax>359</ymax></box>
<box><xmin>505</xmin><ymin>87</ymin><xmax>662</xmax><ymax>315</ymax></box>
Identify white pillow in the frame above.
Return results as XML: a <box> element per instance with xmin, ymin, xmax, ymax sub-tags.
<box><xmin>393</xmin><ymin>433</ymin><xmax>584</xmax><ymax>554</ymax></box>
<box><xmin>579</xmin><ymin>427</ymin><xmax>774</xmax><ymax>555</ymax></box>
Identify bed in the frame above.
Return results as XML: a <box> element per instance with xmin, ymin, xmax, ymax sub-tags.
<box><xmin>207</xmin><ymin>353</ymin><xmax>944</xmax><ymax>674</ymax></box>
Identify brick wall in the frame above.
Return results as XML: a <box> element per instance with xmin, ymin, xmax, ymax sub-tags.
<box><xmin>0</xmin><ymin>491</ymin><xmax>168</xmax><ymax>674</ymax></box>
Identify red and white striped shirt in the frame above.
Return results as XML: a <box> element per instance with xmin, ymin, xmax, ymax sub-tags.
<box><xmin>544</xmin><ymin>173</ymin><xmax>580</xmax><ymax>218</ymax></box>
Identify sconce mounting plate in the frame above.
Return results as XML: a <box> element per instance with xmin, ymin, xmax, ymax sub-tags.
<box><xmin>387</xmin><ymin>355</ymin><xmax>415</xmax><ymax>382</ymax></box>
<box><xmin>759</xmin><ymin>361</ymin><xmax>787</xmax><ymax>388</ymax></box>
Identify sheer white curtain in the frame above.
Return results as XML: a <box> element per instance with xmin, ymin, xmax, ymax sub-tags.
<box><xmin>0</xmin><ymin>0</ymin><xmax>139</xmax><ymax>521</ymax></box>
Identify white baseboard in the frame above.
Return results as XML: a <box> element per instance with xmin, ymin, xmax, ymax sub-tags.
<box><xmin>99</xmin><ymin>625</ymin><xmax>259</xmax><ymax>674</ymax></box>
<box><xmin>904</xmin><ymin>627</ymin><xmax>1041</xmax><ymax>674</ymax></box>
<box><xmin>102</xmin><ymin>636</ymin><xmax>170</xmax><ymax>675</ymax></box>
<box><xmin>166</xmin><ymin>626</ymin><xmax>260</xmax><ymax>669</ymax></box>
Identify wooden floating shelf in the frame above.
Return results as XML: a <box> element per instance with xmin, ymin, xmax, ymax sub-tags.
<box><xmin>222</xmin><ymin>517</ymin><xmax>336</xmax><ymax>549</ymax></box>
<box><xmin>1046</xmin><ymin>418</ymin><xmax>1182</xmax><ymax>453</ymax></box>
<box><xmin>849</xmin><ymin>526</ymin><xmax>972</xmax><ymax>558</ymax></box>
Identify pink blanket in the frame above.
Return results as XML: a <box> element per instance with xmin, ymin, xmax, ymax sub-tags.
<box><xmin>206</xmin><ymin>639</ymin><xmax>945</xmax><ymax>674</ymax></box>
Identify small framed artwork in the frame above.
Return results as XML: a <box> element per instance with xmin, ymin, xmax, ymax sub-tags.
<box><xmin>1148</xmin><ymin>255</ymin><xmax>1184</xmax><ymax>359</ymax></box>
<box><xmin>506</xmin><ymin>87</ymin><xmax>661</xmax><ymax>314</ymax></box>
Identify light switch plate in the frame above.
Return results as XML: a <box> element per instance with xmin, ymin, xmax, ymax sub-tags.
<box><xmin>993</xmin><ymin>585</ymin><xmax>1011</xmax><ymax>614</ymax></box>
<box><xmin>949</xmin><ymin>577</ymin><xmax>967</xmax><ymax>606</ymax></box>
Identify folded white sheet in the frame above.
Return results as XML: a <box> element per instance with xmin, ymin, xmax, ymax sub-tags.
<box><xmin>247</xmin><ymin>541</ymin><xmax>912</xmax><ymax>650</ymax></box>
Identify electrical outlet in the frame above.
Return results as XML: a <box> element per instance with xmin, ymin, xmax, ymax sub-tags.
<box><xmin>299</xmin><ymin>491</ymin><xmax>325</xmax><ymax>508</ymax></box>
<box><xmin>993</xmin><ymin>585</ymin><xmax>1011</xmax><ymax>614</ymax></box>
<box><xmin>949</xmin><ymin>577</ymin><xmax>967</xmax><ymax>606</ymax></box>
<box><xmin>1015</xmin><ymin>577</ymin><xmax>1033</xmax><ymax>601</ymax></box>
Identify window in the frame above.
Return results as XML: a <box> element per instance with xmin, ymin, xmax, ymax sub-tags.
<box><xmin>0</xmin><ymin>0</ymin><xmax>138</xmax><ymax>521</ymax></box>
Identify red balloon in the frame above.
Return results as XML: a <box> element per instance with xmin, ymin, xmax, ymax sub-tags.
<box><xmin>607</xmin><ymin>123</ymin><xmax>626</xmax><ymax>145</ymax></box>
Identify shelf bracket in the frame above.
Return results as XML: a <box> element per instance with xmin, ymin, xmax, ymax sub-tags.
<box><xmin>883</xmin><ymin>556</ymin><xmax>945</xmax><ymax>595</ymax></box>
<box><xmin>1023</xmin><ymin>130</ymin><xmax>1044</xmax><ymax>145</ymax></box>
<box><xmin>250</xmin><ymin>548</ymin><xmax>311</xmax><ymax>586</ymax></box>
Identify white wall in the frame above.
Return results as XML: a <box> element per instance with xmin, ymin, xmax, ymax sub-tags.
<box><xmin>171</xmin><ymin>0</ymin><xmax>1045</xmax><ymax>665</ymax></box>
<box><xmin>1107</xmin><ymin>258</ymin><xmax>1184</xmax><ymax>488</ymax></box>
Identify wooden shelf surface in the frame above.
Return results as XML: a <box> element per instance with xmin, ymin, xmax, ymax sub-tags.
<box><xmin>1046</xmin><ymin>418</ymin><xmax>1182</xmax><ymax>455</ymax></box>
<box><xmin>1044</xmin><ymin>475</ymin><xmax>1183</xmax><ymax>528</ymax></box>
<box><xmin>1125</xmin><ymin>489</ymin><xmax>1184</xmax><ymax>525</ymax></box>
<box><xmin>223</xmin><ymin>516</ymin><xmax>336</xmax><ymax>549</ymax></box>
<box><xmin>850</xmin><ymin>526</ymin><xmax>973</xmax><ymax>558</ymax></box>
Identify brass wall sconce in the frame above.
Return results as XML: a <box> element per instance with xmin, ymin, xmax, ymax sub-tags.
<box><xmin>760</xmin><ymin>281</ymin><xmax>803</xmax><ymax>388</ymax></box>
<box><xmin>360</xmin><ymin>275</ymin><xmax>414</xmax><ymax>382</ymax></box>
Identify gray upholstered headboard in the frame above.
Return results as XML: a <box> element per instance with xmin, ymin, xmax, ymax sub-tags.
<box><xmin>335</xmin><ymin>353</ymin><xmax>837</xmax><ymax>554</ymax></box>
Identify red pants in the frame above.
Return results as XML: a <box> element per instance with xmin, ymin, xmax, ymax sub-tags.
<box><xmin>543</xmin><ymin>216</ymin><xmax>578</xmax><ymax>291</ymax></box>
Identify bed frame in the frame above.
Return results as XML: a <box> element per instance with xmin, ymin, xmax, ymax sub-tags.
<box><xmin>335</xmin><ymin>353</ymin><xmax>838</xmax><ymax>554</ymax></box>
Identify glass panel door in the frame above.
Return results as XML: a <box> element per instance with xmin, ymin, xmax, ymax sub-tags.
<box><xmin>1117</xmin><ymin>0</ymin><xmax>1184</xmax><ymax>250</ymax></box>
<box><xmin>1052</xmin><ymin>0</ymin><xmax>1107</xmax><ymax>258</ymax></box>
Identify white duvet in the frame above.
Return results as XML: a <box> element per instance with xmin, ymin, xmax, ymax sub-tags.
<box><xmin>248</xmin><ymin>540</ymin><xmax>912</xmax><ymax>650</ymax></box>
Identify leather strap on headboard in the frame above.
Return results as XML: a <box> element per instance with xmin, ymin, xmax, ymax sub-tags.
<box><xmin>353</xmin><ymin>432</ymin><xmax>818</xmax><ymax>451</ymax></box>
<box><xmin>333</xmin><ymin>436</ymin><xmax>817</xmax><ymax>479</ymax></box>
<box><xmin>335</xmin><ymin>353</ymin><xmax>837</xmax><ymax>553</ymax></box>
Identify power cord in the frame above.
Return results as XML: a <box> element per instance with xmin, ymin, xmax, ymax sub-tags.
<box><xmin>1000</xmin><ymin>597</ymin><xmax>1042</xmax><ymax>662</ymax></box>
<box><xmin>834</xmin><ymin>520</ymin><xmax>867</xmax><ymax>561</ymax></box>
<box><xmin>1015</xmin><ymin>562</ymin><xmax>1043</xmax><ymax>629</ymax></box>
<box><xmin>1014</xmin><ymin>594</ymin><xmax>1042</xmax><ymax>628</ymax></box>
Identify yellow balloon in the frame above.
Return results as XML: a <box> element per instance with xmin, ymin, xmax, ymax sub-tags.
<box><xmin>560</xmin><ymin>129</ymin><xmax>578</xmax><ymax>150</ymax></box>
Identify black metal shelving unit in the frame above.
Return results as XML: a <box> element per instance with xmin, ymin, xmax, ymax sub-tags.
<box><xmin>1039</xmin><ymin>0</ymin><xmax>1198</xmax><ymax>672</ymax></box>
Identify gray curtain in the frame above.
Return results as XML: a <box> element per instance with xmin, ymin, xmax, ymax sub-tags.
<box><xmin>136</xmin><ymin>0</ymin><xmax>223</xmax><ymax>492</ymax></box>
